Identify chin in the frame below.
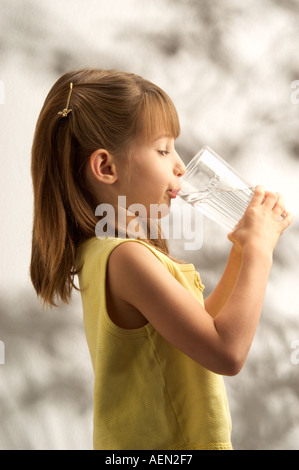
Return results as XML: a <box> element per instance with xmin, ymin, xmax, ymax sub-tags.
<box><xmin>151</xmin><ymin>202</ymin><xmax>171</xmax><ymax>219</ymax></box>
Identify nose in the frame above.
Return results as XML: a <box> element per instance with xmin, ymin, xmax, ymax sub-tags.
<box><xmin>174</xmin><ymin>152</ymin><xmax>186</xmax><ymax>178</ymax></box>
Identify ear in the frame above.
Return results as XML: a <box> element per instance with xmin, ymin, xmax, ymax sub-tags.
<box><xmin>89</xmin><ymin>149</ymin><xmax>118</xmax><ymax>184</ymax></box>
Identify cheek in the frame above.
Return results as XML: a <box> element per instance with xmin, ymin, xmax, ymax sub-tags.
<box><xmin>130</xmin><ymin>159</ymin><xmax>168</xmax><ymax>198</ymax></box>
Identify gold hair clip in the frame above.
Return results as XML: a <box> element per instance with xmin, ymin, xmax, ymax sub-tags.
<box><xmin>58</xmin><ymin>82</ymin><xmax>73</xmax><ymax>117</ymax></box>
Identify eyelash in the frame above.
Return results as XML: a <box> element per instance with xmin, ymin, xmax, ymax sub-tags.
<box><xmin>158</xmin><ymin>150</ymin><xmax>169</xmax><ymax>156</ymax></box>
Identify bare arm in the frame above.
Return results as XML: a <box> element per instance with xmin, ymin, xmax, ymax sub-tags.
<box><xmin>213</xmin><ymin>246</ymin><xmax>272</xmax><ymax>368</ymax></box>
<box><xmin>107</xmin><ymin>187</ymin><xmax>293</xmax><ymax>376</ymax></box>
<box><xmin>204</xmin><ymin>245</ymin><xmax>242</xmax><ymax>318</ymax></box>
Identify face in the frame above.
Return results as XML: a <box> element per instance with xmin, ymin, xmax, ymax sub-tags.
<box><xmin>119</xmin><ymin>134</ymin><xmax>186</xmax><ymax>217</ymax></box>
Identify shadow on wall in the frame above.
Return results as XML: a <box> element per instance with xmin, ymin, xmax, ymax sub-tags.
<box><xmin>0</xmin><ymin>290</ymin><xmax>93</xmax><ymax>450</ymax></box>
<box><xmin>226</xmin><ymin>312</ymin><xmax>299</xmax><ymax>450</ymax></box>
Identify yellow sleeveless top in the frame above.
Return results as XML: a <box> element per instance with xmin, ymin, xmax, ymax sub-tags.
<box><xmin>76</xmin><ymin>237</ymin><xmax>232</xmax><ymax>450</ymax></box>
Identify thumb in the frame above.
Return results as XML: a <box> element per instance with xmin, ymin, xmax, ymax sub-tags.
<box><xmin>227</xmin><ymin>231</ymin><xmax>234</xmax><ymax>243</ymax></box>
<box><xmin>227</xmin><ymin>219</ymin><xmax>242</xmax><ymax>243</ymax></box>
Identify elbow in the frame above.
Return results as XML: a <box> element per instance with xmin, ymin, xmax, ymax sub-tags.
<box><xmin>221</xmin><ymin>349</ymin><xmax>246</xmax><ymax>376</ymax></box>
<box><xmin>224</xmin><ymin>358</ymin><xmax>244</xmax><ymax>376</ymax></box>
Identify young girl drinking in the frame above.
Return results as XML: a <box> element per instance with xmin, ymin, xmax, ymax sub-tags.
<box><xmin>30</xmin><ymin>68</ymin><xmax>293</xmax><ymax>450</ymax></box>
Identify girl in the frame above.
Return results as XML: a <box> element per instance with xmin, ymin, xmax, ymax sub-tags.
<box><xmin>30</xmin><ymin>68</ymin><xmax>293</xmax><ymax>450</ymax></box>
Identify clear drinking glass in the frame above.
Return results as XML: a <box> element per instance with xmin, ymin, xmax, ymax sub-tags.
<box><xmin>178</xmin><ymin>146</ymin><xmax>254</xmax><ymax>231</ymax></box>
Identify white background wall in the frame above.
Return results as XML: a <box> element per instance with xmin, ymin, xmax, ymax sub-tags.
<box><xmin>0</xmin><ymin>0</ymin><xmax>298</xmax><ymax>449</ymax></box>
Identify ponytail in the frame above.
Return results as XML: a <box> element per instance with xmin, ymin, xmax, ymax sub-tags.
<box><xmin>30</xmin><ymin>81</ymin><xmax>96</xmax><ymax>307</ymax></box>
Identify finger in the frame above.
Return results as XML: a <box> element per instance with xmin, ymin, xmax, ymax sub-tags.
<box><xmin>262</xmin><ymin>191</ymin><xmax>278</xmax><ymax>210</ymax></box>
<box><xmin>279</xmin><ymin>211</ymin><xmax>294</xmax><ymax>231</ymax></box>
<box><xmin>248</xmin><ymin>185</ymin><xmax>265</xmax><ymax>207</ymax></box>
<box><xmin>272</xmin><ymin>192</ymin><xmax>286</xmax><ymax>216</ymax></box>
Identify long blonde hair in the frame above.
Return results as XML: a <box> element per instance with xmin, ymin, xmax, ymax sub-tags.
<box><xmin>30</xmin><ymin>68</ymin><xmax>180</xmax><ymax>307</ymax></box>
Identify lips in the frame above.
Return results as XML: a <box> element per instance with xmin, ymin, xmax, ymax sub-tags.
<box><xmin>168</xmin><ymin>188</ymin><xmax>181</xmax><ymax>198</ymax></box>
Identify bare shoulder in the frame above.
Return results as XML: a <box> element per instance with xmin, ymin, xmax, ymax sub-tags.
<box><xmin>106</xmin><ymin>239</ymin><xmax>234</xmax><ymax>375</ymax></box>
<box><xmin>107</xmin><ymin>240</ymin><xmax>170</xmax><ymax>304</ymax></box>
<box><xmin>108</xmin><ymin>240</ymin><xmax>168</xmax><ymax>278</ymax></box>
<box><xmin>106</xmin><ymin>241</ymin><xmax>159</xmax><ymax>329</ymax></box>
<box><xmin>106</xmin><ymin>240</ymin><xmax>173</xmax><ymax>328</ymax></box>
